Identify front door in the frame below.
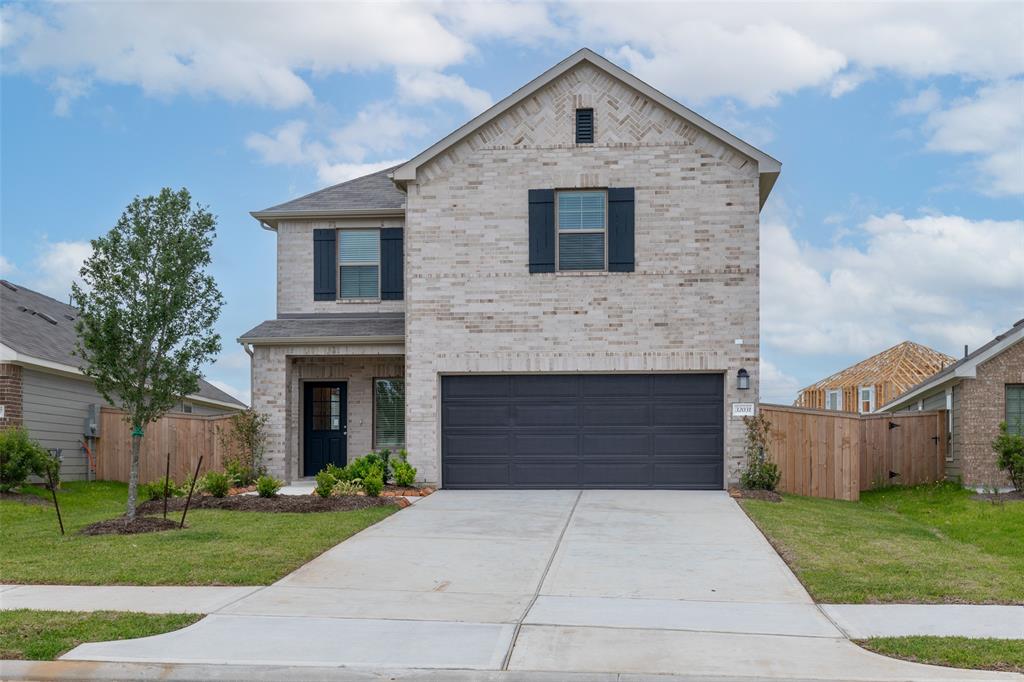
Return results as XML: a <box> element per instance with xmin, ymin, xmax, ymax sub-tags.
<box><xmin>303</xmin><ymin>382</ymin><xmax>347</xmax><ymax>477</ymax></box>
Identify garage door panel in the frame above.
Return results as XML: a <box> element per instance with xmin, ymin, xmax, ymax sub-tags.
<box><xmin>580</xmin><ymin>374</ymin><xmax>650</xmax><ymax>397</ymax></box>
<box><xmin>444</xmin><ymin>433</ymin><xmax>510</xmax><ymax>457</ymax></box>
<box><xmin>582</xmin><ymin>461</ymin><xmax>651</xmax><ymax>486</ymax></box>
<box><xmin>443</xmin><ymin>376</ymin><xmax>510</xmax><ymax>399</ymax></box>
<box><xmin>653</xmin><ymin>403</ymin><xmax>722</xmax><ymax>426</ymax></box>
<box><xmin>514</xmin><ymin>404</ymin><xmax>578</xmax><ymax>427</ymax></box>
<box><xmin>511</xmin><ymin>461</ymin><xmax>581</xmax><ymax>486</ymax></box>
<box><xmin>512</xmin><ymin>433</ymin><xmax>579</xmax><ymax>456</ymax></box>
<box><xmin>653</xmin><ymin>374</ymin><xmax>723</xmax><ymax>397</ymax></box>
<box><xmin>442</xmin><ymin>459</ymin><xmax>509</xmax><ymax>487</ymax></box>
<box><xmin>512</xmin><ymin>375</ymin><xmax>578</xmax><ymax>397</ymax></box>
<box><xmin>582</xmin><ymin>403</ymin><xmax>650</xmax><ymax>426</ymax></box>
<box><xmin>653</xmin><ymin>460</ymin><xmax>723</xmax><ymax>488</ymax></box>
<box><xmin>582</xmin><ymin>433</ymin><xmax>651</xmax><ymax>456</ymax></box>
<box><xmin>443</xmin><ymin>403</ymin><xmax>510</xmax><ymax>428</ymax></box>
<box><xmin>653</xmin><ymin>432</ymin><xmax>722</xmax><ymax>456</ymax></box>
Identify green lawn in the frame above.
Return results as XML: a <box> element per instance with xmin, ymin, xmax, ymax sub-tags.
<box><xmin>740</xmin><ymin>482</ymin><xmax>1024</xmax><ymax>604</ymax></box>
<box><xmin>0</xmin><ymin>481</ymin><xmax>396</xmax><ymax>585</ymax></box>
<box><xmin>0</xmin><ymin>610</ymin><xmax>202</xmax><ymax>660</ymax></box>
<box><xmin>860</xmin><ymin>637</ymin><xmax>1024</xmax><ymax>673</ymax></box>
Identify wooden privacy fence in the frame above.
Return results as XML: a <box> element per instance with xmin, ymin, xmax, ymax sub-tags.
<box><xmin>95</xmin><ymin>408</ymin><xmax>239</xmax><ymax>484</ymax></box>
<box><xmin>758</xmin><ymin>404</ymin><xmax>948</xmax><ymax>501</ymax></box>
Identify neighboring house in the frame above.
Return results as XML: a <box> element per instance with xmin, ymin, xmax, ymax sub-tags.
<box><xmin>0</xmin><ymin>280</ymin><xmax>246</xmax><ymax>480</ymax></box>
<box><xmin>882</xmin><ymin>319</ymin><xmax>1024</xmax><ymax>489</ymax></box>
<box><xmin>241</xmin><ymin>48</ymin><xmax>781</xmax><ymax>489</ymax></box>
<box><xmin>794</xmin><ymin>341</ymin><xmax>955</xmax><ymax>414</ymax></box>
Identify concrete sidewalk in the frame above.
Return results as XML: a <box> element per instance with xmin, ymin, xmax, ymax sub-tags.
<box><xmin>0</xmin><ymin>585</ymin><xmax>259</xmax><ymax>614</ymax></box>
<box><xmin>823</xmin><ymin>604</ymin><xmax>1024</xmax><ymax>639</ymax></box>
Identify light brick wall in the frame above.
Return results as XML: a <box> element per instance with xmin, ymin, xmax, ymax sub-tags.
<box><xmin>277</xmin><ymin>217</ymin><xmax>406</xmax><ymax>316</ymax></box>
<box><xmin>403</xmin><ymin>63</ymin><xmax>761</xmax><ymax>486</ymax></box>
<box><xmin>251</xmin><ymin>344</ymin><xmax>403</xmax><ymax>481</ymax></box>
<box><xmin>0</xmin><ymin>363</ymin><xmax>23</xmax><ymax>428</ymax></box>
<box><xmin>957</xmin><ymin>340</ymin><xmax>1024</xmax><ymax>488</ymax></box>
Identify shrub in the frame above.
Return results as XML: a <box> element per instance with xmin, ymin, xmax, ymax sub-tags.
<box><xmin>217</xmin><ymin>410</ymin><xmax>268</xmax><ymax>486</ymax></box>
<box><xmin>140</xmin><ymin>476</ymin><xmax>183</xmax><ymax>501</ymax></box>
<box><xmin>739</xmin><ymin>413</ymin><xmax>781</xmax><ymax>491</ymax></box>
<box><xmin>332</xmin><ymin>479</ymin><xmax>363</xmax><ymax>496</ymax></box>
<box><xmin>0</xmin><ymin>426</ymin><xmax>57</xmax><ymax>492</ymax></box>
<box><xmin>992</xmin><ymin>421</ymin><xmax>1024</xmax><ymax>491</ymax></box>
<box><xmin>346</xmin><ymin>453</ymin><xmax>385</xmax><ymax>482</ymax></box>
<box><xmin>202</xmin><ymin>471</ymin><xmax>231</xmax><ymax>498</ymax></box>
<box><xmin>392</xmin><ymin>450</ymin><xmax>417</xmax><ymax>487</ymax></box>
<box><xmin>361</xmin><ymin>464</ymin><xmax>384</xmax><ymax>497</ymax></box>
<box><xmin>314</xmin><ymin>470</ymin><xmax>336</xmax><ymax>498</ymax></box>
<box><xmin>256</xmin><ymin>475</ymin><xmax>283</xmax><ymax>498</ymax></box>
<box><xmin>324</xmin><ymin>462</ymin><xmax>350</xmax><ymax>482</ymax></box>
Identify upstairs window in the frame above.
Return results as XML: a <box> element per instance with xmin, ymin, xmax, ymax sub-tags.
<box><xmin>859</xmin><ymin>385</ymin><xmax>876</xmax><ymax>414</ymax></box>
<box><xmin>575</xmin><ymin>108</ymin><xmax>594</xmax><ymax>143</ymax></box>
<box><xmin>557</xmin><ymin>190</ymin><xmax>606</xmax><ymax>271</ymax></box>
<box><xmin>338</xmin><ymin>229</ymin><xmax>380</xmax><ymax>299</ymax></box>
<box><xmin>825</xmin><ymin>390</ymin><xmax>842</xmax><ymax>411</ymax></box>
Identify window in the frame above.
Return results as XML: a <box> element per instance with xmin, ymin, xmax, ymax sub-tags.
<box><xmin>374</xmin><ymin>378</ymin><xmax>405</xmax><ymax>448</ymax></box>
<box><xmin>859</xmin><ymin>386</ymin><xmax>875</xmax><ymax>413</ymax></box>
<box><xmin>180</xmin><ymin>401</ymin><xmax>193</xmax><ymax>414</ymax></box>
<box><xmin>1007</xmin><ymin>385</ymin><xmax>1024</xmax><ymax>436</ymax></box>
<box><xmin>575</xmin><ymin>108</ymin><xmax>594</xmax><ymax>143</ymax></box>
<box><xmin>557</xmin><ymin>191</ymin><xmax>606</xmax><ymax>271</ymax></box>
<box><xmin>312</xmin><ymin>386</ymin><xmax>342</xmax><ymax>431</ymax></box>
<box><xmin>338</xmin><ymin>229</ymin><xmax>380</xmax><ymax>299</ymax></box>
<box><xmin>826</xmin><ymin>390</ymin><xmax>842</xmax><ymax>411</ymax></box>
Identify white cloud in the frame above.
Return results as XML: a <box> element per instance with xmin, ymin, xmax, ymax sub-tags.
<box><xmin>50</xmin><ymin>75</ymin><xmax>90</xmax><ymax>117</ymax></box>
<box><xmin>19</xmin><ymin>239</ymin><xmax>93</xmax><ymax>300</ymax></box>
<box><xmin>896</xmin><ymin>87</ymin><xmax>941</xmax><ymax>116</ymax></box>
<box><xmin>761</xmin><ymin>212</ymin><xmax>1024</xmax><ymax>358</ymax></box>
<box><xmin>314</xmin><ymin>160</ymin><xmax>407</xmax><ymax>186</ymax></box>
<box><xmin>0</xmin><ymin>255</ymin><xmax>17</xmax><ymax>277</ymax></box>
<box><xmin>922</xmin><ymin>80</ymin><xmax>1024</xmax><ymax>196</ymax></box>
<box><xmin>760</xmin><ymin>359</ymin><xmax>803</xmax><ymax>405</ymax></box>
<box><xmin>397</xmin><ymin>70</ymin><xmax>493</xmax><ymax>114</ymax></box>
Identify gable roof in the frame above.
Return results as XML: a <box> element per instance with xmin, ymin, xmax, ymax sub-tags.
<box><xmin>0</xmin><ymin>280</ymin><xmax>246</xmax><ymax>409</ymax></box>
<box><xmin>392</xmin><ymin>48</ymin><xmax>782</xmax><ymax>208</ymax></box>
<box><xmin>238</xmin><ymin>313</ymin><xmax>405</xmax><ymax>345</ymax></box>
<box><xmin>881</xmin><ymin>319</ymin><xmax>1024</xmax><ymax>412</ymax></box>
<box><xmin>797</xmin><ymin>341</ymin><xmax>956</xmax><ymax>398</ymax></box>
<box><xmin>251</xmin><ymin>166</ymin><xmax>406</xmax><ymax>230</ymax></box>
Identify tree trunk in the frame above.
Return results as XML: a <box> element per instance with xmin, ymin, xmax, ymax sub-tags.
<box><xmin>126</xmin><ymin>432</ymin><xmax>142</xmax><ymax>519</ymax></box>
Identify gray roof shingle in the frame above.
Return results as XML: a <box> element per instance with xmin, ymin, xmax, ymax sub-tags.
<box><xmin>0</xmin><ymin>280</ymin><xmax>245</xmax><ymax>407</ymax></box>
<box><xmin>252</xmin><ymin>166</ymin><xmax>406</xmax><ymax>224</ymax></box>
<box><xmin>238</xmin><ymin>313</ymin><xmax>404</xmax><ymax>342</ymax></box>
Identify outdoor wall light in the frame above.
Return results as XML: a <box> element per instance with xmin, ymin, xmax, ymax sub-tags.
<box><xmin>737</xmin><ymin>368</ymin><xmax>750</xmax><ymax>390</ymax></box>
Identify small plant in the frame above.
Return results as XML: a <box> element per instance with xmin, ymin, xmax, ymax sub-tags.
<box><xmin>217</xmin><ymin>409</ymin><xmax>268</xmax><ymax>487</ymax></box>
<box><xmin>739</xmin><ymin>412</ymin><xmax>781</xmax><ymax>491</ymax></box>
<box><xmin>140</xmin><ymin>476</ymin><xmax>184</xmax><ymax>501</ymax></box>
<box><xmin>324</xmin><ymin>462</ymin><xmax>349</xmax><ymax>481</ymax></box>
<box><xmin>332</xmin><ymin>479</ymin><xmax>363</xmax><ymax>496</ymax></box>
<box><xmin>992</xmin><ymin>421</ymin><xmax>1024</xmax><ymax>491</ymax></box>
<box><xmin>255</xmin><ymin>475</ymin><xmax>282</xmax><ymax>498</ymax></box>
<box><xmin>314</xmin><ymin>470</ymin><xmax>336</xmax><ymax>498</ymax></box>
<box><xmin>0</xmin><ymin>426</ymin><xmax>58</xmax><ymax>492</ymax></box>
<box><xmin>392</xmin><ymin>450</ymin><xmax>417</xmax><ymax>487</ymax></box>
<box><xmin>361</xmin><ymin>464</ymin><xmax>384</xmax><ymax>497</ymax></box>
<box><xmin>201</xmin><ymin>471</ymin><xmax>231</xmax><ymax>498</ymax></box>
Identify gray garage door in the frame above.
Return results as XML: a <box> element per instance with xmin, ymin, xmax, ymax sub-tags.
<box><xmin>441</xmin><ymin>374</ymin><xmax>723</xmax><ymax>489</ymax></box>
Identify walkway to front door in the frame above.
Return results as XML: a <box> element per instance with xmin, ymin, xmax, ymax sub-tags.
<box><xmin>64</xmin><ymin>491</ymin><xmax>1012</xmax><ymax>680</ymax></box>
<box><xmin>302</xmin><ymin>381</ymin><xmax>347</xmax><ymax>477</ymax></box>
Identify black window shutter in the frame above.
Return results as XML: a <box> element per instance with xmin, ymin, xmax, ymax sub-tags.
<box><xmin>575</xmin><ymin>108</ymin><xmax>594</xmax><ymax>143</ymax></box>
<box><xmin>313</xmin><ymin>228</ymin><xmax>337</xmax><ymax>300</ymax></box>
<box><xmin>528</xmin><ymin>189</ymin><xmax>555</xmax><ymax>273</ymax></box>
<box><xmin>607</xmin><ymin>187</ymin><xmax>635</xmax><ymax>272</ymax></box>
<box><xmin>380</xmin><ymin>227</ymin><xmax>404</xmax><ymax>300</ymax></box>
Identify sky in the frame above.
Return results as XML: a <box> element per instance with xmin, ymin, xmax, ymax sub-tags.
<box><xmin>1</xmin><ymin>1</ymin><xmax>1022</xmax><ymax>406</ymax></box>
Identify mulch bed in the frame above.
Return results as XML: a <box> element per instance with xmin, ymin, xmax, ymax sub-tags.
<box><xmin>0</xmin><ymin>492</ymin><xmax>52</xmax><ymax>506</ymax></box>
<box><xmin>729</xmin><ymin>487</ymin><xmax>783</xmax><ymax>503</ymax></box>
<box><xmin>971</xmin><ymin>490</ymin><xmax>1024</xmax><ymax>503</ymax></box>
<box><xmin>137</xmin><ymin>494</ymin><xmax>400</xmax><ymax>514</ymax></box>
<box><xmin>80</xmin><ymin>516</ymin><xmax>180</xmax><ymax>535</ymax></box>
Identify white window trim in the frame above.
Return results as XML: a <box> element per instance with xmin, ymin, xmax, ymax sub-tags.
<box><xmin>826</xmin><ymin>390</ymin><xmax>842</xmax><ymax>411</ymax></box>
<box><xmin>858</xmin><ymin>385</ymin><xmax>876</xmax><ymax>413</ymax></box>
<box><xmin>337</xmin><ymin>228</ymin><xmax>381</xmax><ymax>300</ymax></box>
<box><xmin>555</xmin><ymin>189</ymin><xmax>608</xmax><ymax>272</ymax></box>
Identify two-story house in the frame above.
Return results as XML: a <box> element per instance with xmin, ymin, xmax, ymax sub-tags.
<box><xmin>241</xmin><ymin>49</ymin><xmax>781</xmax><ymax>490</ymax></box>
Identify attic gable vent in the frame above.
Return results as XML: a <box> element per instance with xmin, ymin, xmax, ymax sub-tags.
<box><xmin>575</xmin><ymin>108</ymin><xmax>594</xmax><ymax>144</ymax></box>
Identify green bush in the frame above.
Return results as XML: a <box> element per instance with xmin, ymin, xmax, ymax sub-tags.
<box><xmin>992</xmin><ymin>421</ymin><xmax>1024</xmax><ymax>490</ymax></box>
<box><xmin>346</xmin><ymin>453</ymin><xmax>385</xmax><ymax>482</ymax></box>
<box><xmin>139</xmin><ymin>476</ymin><xmax>184</xmax><ymax>501</ymax></box>
<box><xmin>314</xmin><ymin>470</ymin><xmax>336</xmax><ymax>498</ymax></box>
<box><xmin>201</xmin><ymin>471</ymin><xmax>231</xmax><ymax>498</ymax></box>
<box><xmin>739</xmin><ymin>413</ymin><xmax>781</xmax><ymax>491</ymax></box>
<box><xmin>362</xmin><ymin>464</ymin><xmax>384</xmax><ymax>497</ymax></box>
<box><xmin>256</xmin><ymin>475</ymin><xmax>282</xmax><ymax>498</ymax></box>
<box><xmin>392</xmin><ymin>450</ymin><xmax>417</xmax><ymax>487</ymax></box>
<box><xmin>324</xmin><ymin>462</ymin><xmax>350</xmax><ymax>482</ymax></box>
<box><xmin>0</xmin><ymin>426</ymin><xmax>57</xmax><ymax>492</ymax></box>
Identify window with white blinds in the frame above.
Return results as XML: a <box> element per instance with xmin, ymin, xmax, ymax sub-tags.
<box><xmin>557</xmin><ymin>191</ymin><xmax>606</xmax><ymax>270</ymax></box>
<box><xmin>374</xmin><ymin>378</ymin><xmax>405</xmax><ymax>448</ymax></box>
<box><xmin>338</xmin><ymin>229</ymin><xmax>380</xmax><ymax>298</ymax></box>
<box><xmin>1007</xmin><ymin>385</ymin><xmax>1024</xmax><ymax>436</ymax></box>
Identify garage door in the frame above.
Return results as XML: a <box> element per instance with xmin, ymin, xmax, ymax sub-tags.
<box><xmin>441</xmin><ymin>374</ymin><xmax>723</xmax><ymax>489</ymax></box>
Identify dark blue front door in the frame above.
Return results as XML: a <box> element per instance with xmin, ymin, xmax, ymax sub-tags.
<box><xmin>303</xmin><ymin>382</ymin><xmax>347</xmax><ymax>476</ymax></box>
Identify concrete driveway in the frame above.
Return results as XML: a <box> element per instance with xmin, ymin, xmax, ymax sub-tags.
<box><xmin>64</xmin><ymin>490</ymin><xmax>1016</xmax><ymax>680</ymax></box>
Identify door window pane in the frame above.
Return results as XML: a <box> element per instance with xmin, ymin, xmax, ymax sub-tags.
<box><xmin>374</xmin><ymin>379</ymin><xmax>405</xmax><ymax>448</ymax></box>
<box><xmin>312</xmin><ymin>387</ymin><xmax>341</xmax><ymax>431</ymax></box>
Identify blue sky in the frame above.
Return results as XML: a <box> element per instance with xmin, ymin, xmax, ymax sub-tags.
<box><xmin>2</xmin><ymin>2</ymin><xmax>1022</xmax><ymax>405</ymax></box>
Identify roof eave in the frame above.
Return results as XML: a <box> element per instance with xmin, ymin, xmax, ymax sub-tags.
<box><xmin>250</xmin><ymin>208</ymin><xmax>406</xmax><ymax>231</ymax></box>
<box><xmin>236</xmin><ymin>335</ymin><xmax>405</xmax><ymax>346</ymax></box>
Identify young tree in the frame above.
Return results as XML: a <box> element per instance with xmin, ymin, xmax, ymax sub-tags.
<box><xmin>72</xmin><ymin>188</ymin><xmax>223</xmax><ymax>519</ymax></box>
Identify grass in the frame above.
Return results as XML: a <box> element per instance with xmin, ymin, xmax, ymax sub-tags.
<box><xmin>0</xmin><ymin>481</ymin><xmax>397</xmax><ymax>585</ymax></box>
<box><xmin>740</xmin><ymin>482</ymin><xmax>1024</xmax><ymax>604</ymax></box>
<box><xmin>860</xmin><ymin>637</ymin><xmax>1024</xmax><ymax>673</ymax></box>
<box><xmin>0</xmin><ymin>610</ymin><xmax>202</xmax><ymax>660</ymax></box>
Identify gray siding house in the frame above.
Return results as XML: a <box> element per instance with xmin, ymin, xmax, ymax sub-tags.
<box><xmin>241</xmin><ymin>49</ymin><xmax>781</xmax><ymax>489</ymax></box>
<box><xmin>0</xmin><ymin>280</ymin><xmax>246</xmax><ymax>480</ymax></box>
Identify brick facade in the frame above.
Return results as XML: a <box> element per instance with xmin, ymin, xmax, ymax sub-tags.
<box><xmin>403</xmin><ymin>63</ymin><xmax>761</xmax><ymax>485</ymax></box>
<box><xmin>0</xmin><ymin>363</ymin><xmax>23</xmax><ymax>428</ymax></box>
<box><xmin>955</xmin><ymin>340</ymin><xmax>1024</xmax><ymax>488</ymax></box>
